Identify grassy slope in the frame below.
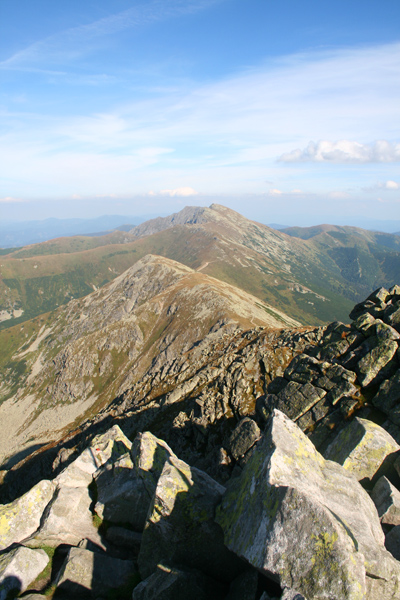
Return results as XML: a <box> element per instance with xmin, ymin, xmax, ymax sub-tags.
<box><xmin>1</xmin><ymin>220</ymin><xmax>399</xmax><ymax>330</ymax></box>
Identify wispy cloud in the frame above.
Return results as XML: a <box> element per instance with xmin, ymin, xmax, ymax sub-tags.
<box><xmin>0</xmin><ymin>196</ymin><xmax>24</xmax><ymax>203</ymax></box>
<box><xmin>1</xmin><ymin>42</ymin><xmax>400</xmax><ymax>199</ymax></box>
<box><xmin>279</xmin><ymin>140</ymin><xmax>400</xmax><ymax>163</ymax></box>
<box><xmin>1</xmin><ymin>0</ymin><xmax>222</xmax><ymax>69</ymax></box>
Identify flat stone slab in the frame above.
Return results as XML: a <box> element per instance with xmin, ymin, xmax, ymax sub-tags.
<box><xmin>0</xmin><ymin>546</ymin><xmax>49</xmax><ymax>600</ymax></box>
<box><xmin>55</xmin><ymin>546</ymin><xmax>135</xmax><ymax>598</ymax></box>
<box><xmin>132</xmin><ymin>564</ymin><xmax>225</xmax><ymax>600</ymax></box>
<box><xmin>324</xmin><ymin>417</ymin><xmax>400</xmax><ymax>485</ymax></box>
<box><xmin>371</xmin><ymin>476</ymin><xmax>400</xmax><ymax>525</ymax></box>
<box><xmin>0</xmin><ymin>480</ymin><xmax>56</xmax><ymax>551</ymax></box>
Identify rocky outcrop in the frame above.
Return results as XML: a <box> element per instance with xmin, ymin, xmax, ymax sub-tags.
<box><xmin>1</xmin><ymin>408</ymin><xmax>400</xmax><ymax>599</ymax></box>
<box><xmin>216</xmin><ymin>409</ymin><xmax>400</xmax><ymax>600</ymax></box>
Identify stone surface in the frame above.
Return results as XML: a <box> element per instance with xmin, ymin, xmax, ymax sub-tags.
<box><xmin>355</xmin><ymin>337</ymin><xmax>398</xmax><ymax>387</ymax></box>
<box><xmin>371</xmin><ymin>476</ymin><xmax>400</xmax><ymax>525</ymax></box>
<box><xmin>132</xmin><ymin>564</ymin><xmax>225</xmax><ymax>600</ymax></box>
<box><xmin>228</xmin><ymin>418</ymin><xmax>261</xmax><ymax>461</ymax></box>
<box><xmin>0</xmin><ymin>480</ymin><xmax>56</xmax><ymax>551</ymax></box>
<box><xmin>55</xmin><ymin>546</ymin><xmax>135</xmax><ymax>597</ymax></box>
<box><xmin>216</xmin><ymin>410</ymin><xmax>400</xmax><ymax>600</ymax></box>
<box><xmin>94</xmin><ymin>431</ymin><xmax>176</xmax><ymax>532</ymax></box>
<box><xmin>94</xmin><ymin>452</ymin><xmax>148</xmax><ymax>530</ymax></box>
<box><xmin>225</xmin><ymin>568</ymin><xmax>259</xmax><ymax>600</ymax></box>
<box><xmin>385</xmin><ymin>525</ymin><xmax>400</xmax><ymax>561</ymax></box>
<box><xmin>281</xmin><ymin>590</ymin><xmax>307</xmax><ymax>600</ymax></box>
<box><xmin>324</xmin><ymin>417</ymin><xmax>400</xmax><ymax>485</ymax></box>
<box><xmin>90</xmin><ymin>424</ymin><xmax>132</xmax><ymax>466</ymax></box>
<box><xmin>26</xmin><ymin>484</ymin><xmax>103</xmax><ymax>548</ymax></box>
<box><xmin>372</xmin><ymin>371</ymin><xmax>400</xmax><ymax>426</ymax></box>
<box><xmin>0</xmin><ymin>546</ymin><xmax>49</xmax><ymax>600</ymax></box>
<box><xmin>105</xmin><ymin>526</ymin><xmax>142</xmax><ymax>552</ymax></box>
<box><xmin>138</xmin><ymin>454</ymin><xmax>244</xmax><ymax>582</ymax></box>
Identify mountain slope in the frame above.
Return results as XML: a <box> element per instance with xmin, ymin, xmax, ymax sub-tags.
<box><xmin>0</xmin><ymin>254</ymin><xmax>300</xmax><ymax>467</ymax></box>
<box><xmin>1</xmin><ymin>204</ymin><xmax>400</xmax><ymax>329</ymax></box>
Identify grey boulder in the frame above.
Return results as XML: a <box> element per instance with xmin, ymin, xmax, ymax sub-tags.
<box><xmin>0</xmin><ymin>546</ymin><xmax>49</xmax><ymax>600</ymax></box>
<box><xmin>216</xmin><ymin>409</ymin><xmax>400</xmax><ymax>600</ymax></box>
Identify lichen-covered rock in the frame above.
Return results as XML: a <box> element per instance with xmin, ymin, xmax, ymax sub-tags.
<box><xmin>324</xmin><ymin>417</ymin><xmax>400</xmax><ymax>485</ymax></box>
<box><xmin>355</xmin><ymin>337</ymin><xmax>398</xmax><ymax>387</ymax></box>
<box><xmin>25</xmin><ymin>484</ymin><xmax>103</xmax><ymax>548</ymax></box>
<box><xmin>371</xmin><ymin>476</ymin><xmax>400</xmax><ymax>525</ymax></box>
<box><xmin>138</xmin><ymin>454</ymin><xmax>244</xmax><ymax>582</ymax></box>
<box><xmin>131</xmin><ymin>431</ymin><xmax>176</xmax><ymax>496</ymax></box>
<box><xmin>0</xmin><ymin>480</ymin><xmax>56</xmax><ymax>551</ymax></box>
<box><xmin>228</xmin><ymin>418</ymin><xmax>261</xmax><ymax>461</ymax></box>
<box><xmin>55</xmin><ymin>547</ymin><xmax>135</xmax><ymax>597</ymax></box>
<box><xmin>216</xmin><ymin>410</ymin><xmax>400</xmax><ymax>600</ymax></box>
<box><xmin>132</xmin><ymin>564</ymin><xmax>225</xmax><ymax>600</ymax></box>
<box><xmin>90</xmin><ymin>424</ymin><xmax>132</xmax><ymax>466</ymax></box>
<box><xmin>94</xmin><ymin>431</ymin><xmax>176</xmax><ymax>532</ymax></box>
<box><xmin>281</xmin><ymin>590</ymin><xmax>307</xmax><ymax>600</ymax></box>
<box><xmin>0</xmin><ymin>546</ymin><xmax>49</xmax><ymax>600</ymax></box>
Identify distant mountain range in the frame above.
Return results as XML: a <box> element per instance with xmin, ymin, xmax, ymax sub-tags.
<box><xmin>1</xmin><ymin>204</ymin><xmax>400</xmax><ymax>332</ymax></box>
<box><xmin>0</xmin><ymin>215</ymin><xmax>148</xmax><ymax>248</ymax></box>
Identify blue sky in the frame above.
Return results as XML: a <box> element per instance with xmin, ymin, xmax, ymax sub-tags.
<box><xmin>1</xmin><ymin>0</ymin><xmax>400</xmax><ymax>227</ymax></box>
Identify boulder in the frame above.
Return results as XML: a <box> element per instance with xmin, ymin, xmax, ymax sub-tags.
<box><xmin>132</xmin><ymin>564</ymin><xmax>225</xmax><ymax>600</ymax></box>
<box><xmin>94</xmin><ymin>431</ymin><xmax>176</xmax><ymax>532</ymax></box>
<box><xmin>355</xmin><ymin>337</ymin><xmax>398</xmax><ymax>387</ymax></box>
<box><xmin>372</xmin><ymin>371</ymin><xmax>400</xmax><ymax>426</ymax></box>
<box><xmin>0</xmin><ymin>546</ymin><xmax>49</xmax><ymax>600</ymax></box>
<box><xmin>105</xmin><ymin>526</ymin><xmax>142</xmax><ymax>552</ymax></box>
<box><xmin>138</xmin><ymin>454</ymin><xmax>244</xmax><ymax>582</ymax></box>
<box><xmin>371</xmin><ymin>476</ymin><xmax>400</xmax><ymax>525</ymax></box>
<box><xmin>324</xmin><ymin>417</ymin><xmax>400</xmax><ymax>485</ymax></box>
<box><xmin>90</xmin><ymin>424</ymin><xmax>132</xmax><ymax>466</ymax></box>
<box><xmin>228</xmin><ymin>418</ymin><xmax>261</xmax><ymax>461</ymax></box>
<box><xmin>54</xmin><ymin>546</ymin><xmax>136</xmax><ymax>597</ymax></box>
<box><xmin>55</xmin><ymin>446</ymin><xmax>100</xmax><ymax>488</ymax></box>
<box><xmin>25</xmin><ymin>484</ymin><xmax>103</xmax><ymax>548</ymax></box>
<box><xmin>216</xmin><ymin>410</ymin><xmax>400</xmax><ymax>600</ymax></box>
<box><xmin>94</xmin><ymin>452</ymin><xmax>148</xmax><ymax>530</ymax></box>
<box><xmin>0</xmin><ymin>480</ymin><xmax>56</xmax><ymax>551</ymax></box>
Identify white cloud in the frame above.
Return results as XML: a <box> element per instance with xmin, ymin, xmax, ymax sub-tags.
<box><xmin>363</xmin><ymin>180</ymin><xmax>399</xmax><ymax>191</ymax></box>
<box><xmin>386</xmin><ymin>180</ymin><xmax>399</xmax><ymax>190</ymax></box>
<box><xmin>159</xmin><ymin>187</ymin><xmax>198</xmax><ymax>197</ymax></box>
<box><xmin>268</xmin><ymin>189</ymin><xmax>283</xmax><ymax>196</ymax></box>
<box><xmin>279</xmin><ymin>140</ymin><xmax>400</xmax><ymax>164</ymax></box>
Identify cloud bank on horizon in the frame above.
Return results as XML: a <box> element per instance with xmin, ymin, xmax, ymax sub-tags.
<box><xmin>0</xmin><ymin>0</ymin><xmax>399</xmax><ymax>225</ymax></box>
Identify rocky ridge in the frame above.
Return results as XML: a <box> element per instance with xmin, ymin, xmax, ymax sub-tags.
<box><xmin>0</xmin><ymin>254</ymin><xmax>300</xmax><ymax>470</ymax></box>
<box><xmin>1</xmin><ymin>287</ymin><xmax>400</xmax><ymax>597</ymax></box>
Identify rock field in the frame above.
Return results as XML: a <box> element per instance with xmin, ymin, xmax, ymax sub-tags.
<box><xmin>1</xmin><ymin>285</ymin><xmax>400</xmax><ymax>599</ymax></box>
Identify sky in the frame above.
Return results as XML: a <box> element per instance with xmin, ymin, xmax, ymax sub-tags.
<box><xmin>1</xmin><ymin>0</ymin><xmax>400</xmax><ymax>228</ymax></box>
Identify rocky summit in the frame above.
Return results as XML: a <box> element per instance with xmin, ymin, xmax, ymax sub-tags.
<box><xmin>1</xmin><ymin>242</ymin><xmax>400</xmax><ymax>598</ymax></box>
